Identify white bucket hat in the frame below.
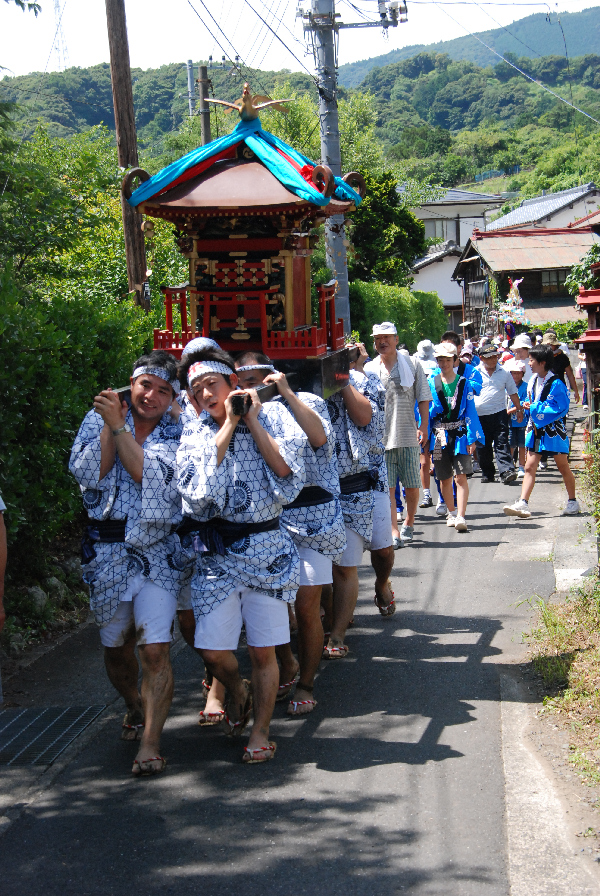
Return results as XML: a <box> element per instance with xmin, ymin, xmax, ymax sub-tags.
<box><xmin>372</xmin><ymin>321</ymin><xmax>397</xmax><ymax>336</ymax></box>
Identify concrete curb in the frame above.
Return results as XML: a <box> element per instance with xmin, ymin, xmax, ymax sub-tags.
<box><xmin>500</xmin><ymin>672</ymin><xmax>600</xmax><ymax>896</ymax></box>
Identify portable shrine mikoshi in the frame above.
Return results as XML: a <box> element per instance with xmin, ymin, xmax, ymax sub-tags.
<box><xmin>122</xmin><ymin>89</ymin><xmax>366</xmax><ymax>396</ymax></box>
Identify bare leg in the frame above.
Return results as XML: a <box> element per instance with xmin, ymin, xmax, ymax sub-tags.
<box><xmin>420</xmin><ymin>443</ymin><xmax>431</xmax><ymax>490</ymax></box>
<box><xmin>178</xmin><ymin>608</ymin><xmax>224</xmax><ymax>708</ymax></box>
<box><xmin>201</xmin><ymin>649</ymin><xmax>247</xmax><ymax>722</ymax></box>
<box><xmin>403</xmin><ymin>487</ymin><xmax>419</xmax><ymax>527</ymax></box>
<box><xmin>134</xmin><ymin>642</ymin><xmax>174</xmax><ymax>770</ymax></box>
<box><xmin>177</xmin><ymin>609</ymin><xmax>196</xmax><ymax>649</ymax></box>
<box><xmin>287</xmin><ymin>584</ymin><xmax>323</xmax><ymax>712</ymax></box>
<box><xmin>320</xmin><ymin>583</ymin><xmax>333</xmax><ymax>634</ymax></box>
<box><xmin>247</xmin><ymin>645</ymin><xmax>279</xmax><ymax>751</ymax></box>
<box><xmin>389</xmin><ymin>486</ymin><xmax>400</xmax><ymax>540</ymax></box>
<box><xmin>518</xmin><ymin>446</ymin><xmax>526</xmax><ymax>468</ymax></box>
<box><xmin>329</xmin><ymin>565</ymin><xmax>358</xmax><ymax>648</ymax></box>
<box><xmin>371</xmin><ymin>546</ymin><xmax>394</xmax><ymax>605</ymax></box>
<box><xmin>104</xmin><ymin>637</ymin><xmax>143</xmax><ymax>738</ymax></box>
<box><xmin>521</xmin><ymin>452</ymin><xmax>541</xmax><ymax>502</ymax></box>
<box><xmin>204</xmin><ymin>678</ymin><xmax>226</xmax><ymax>715</ymax></box>
<box><xmin>553</xmin><ymin>453</ymin><xmax>576</xmax><ymax>499</ymax></box>
<box><xmin>274</xmin><ymin>642</ymin><xmax>299</xmax><ymax>687</ymax></box>
<box><xmin>439</xmin><ymin>477</ymin><xmax>455</xmax><ymax>512</ymax></box>
<box><xmin>454</xmin><ymin>473</ymin><xmax>468</xmax><ymax>518</ymax></box>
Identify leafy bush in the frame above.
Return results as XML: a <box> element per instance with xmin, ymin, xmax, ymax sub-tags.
<box><xmin>534</xmin><ymin>319</ymin><xmax>588</xmax><ymax>342</ymax></box>
<box><xmin>349</xmin><ymin>280</ymin><xmax>447</xmax><ymax>352</ymax></box>
<box><xmin>0</xmin><ymin>267</ymin><xmax>151</xmax><ymax>565</ymax></box>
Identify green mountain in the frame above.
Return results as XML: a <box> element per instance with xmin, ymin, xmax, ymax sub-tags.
<box><xmin>338</xmin><ymin>6</ymin><xmax>600</xmax><ymax>87</ymax></box>
<box><xmin>0</xmin><ymin>63</ymin><xmax>314</xmax><ymax>149</ymax></box>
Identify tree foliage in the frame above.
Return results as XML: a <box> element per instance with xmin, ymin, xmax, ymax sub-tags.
<box><xmin>349</xmin><ymin>171</ymin><xmax>426</xmax><ymax>287</ymax></box>
<box><xmin>349</xmin><ymin>280</ymin><xmax>447</xmax><ymax>351</ymax></box>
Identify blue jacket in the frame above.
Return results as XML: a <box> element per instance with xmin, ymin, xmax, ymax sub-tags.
<box><xmin>427</xmin><ymin>372</ymin><xmax>485</xmax><ymax>455</ymax></box>
<box><xmin>525</xmin><ymin>375</ymin><xmax>570</xmax><ymax>454</ymax></box>
<box><xmin>432</xmin><ymin>360</ymin><xmax>482</xmax><ymax>396</ymax></box>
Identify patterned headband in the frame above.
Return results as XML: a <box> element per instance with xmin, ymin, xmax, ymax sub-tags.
<box><xmin>188</xmin><ymin>360</ymin><xmax>234</xmax><ymax>386</ymax></box>
<box><xmin>235</xmin><ymin>364</ymin><xmax>276</xmax><ymax>373</ymax></box>
<box><xmin>132</xmin><ymin>366</ymin><xmax>177</xmax><ymax>388</ymax></box>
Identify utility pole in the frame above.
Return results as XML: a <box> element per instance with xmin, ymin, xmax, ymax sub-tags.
<box><xmin>301</xmin><ymin>0</ymin><xmax>407</xmax><ymax>333</ymax></box>
<box><xmin>198</xmin><ymin>65</ymin><xmax>212</xmax><ymax>145</ymax></box>
<box><xmin>105</xmin><ymin>0</ymin><xmax>147</xmax><ymax>309</ymax></box>
<box><xmin>186</xmin><ymin>59</ymin><xmax>196</xmax><ymax>117</ymax></box>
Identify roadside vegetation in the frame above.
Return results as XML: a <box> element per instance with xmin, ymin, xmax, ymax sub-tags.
<box><xmin>526</xmin><ymin>430</ymin><xmax>600</xmax><ymax>785</ymax></box>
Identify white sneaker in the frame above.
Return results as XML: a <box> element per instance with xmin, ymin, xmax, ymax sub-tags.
<box><xmin>436</xmin><ymin>500</ymin><xmax>447</xmax><ymax>516</ymax></box>
<box><xmin>446</xmin><ymin>512</ymin><xmax>457</xmax><ymax>527</ymax></box>
<box><xmin>503</xmin><ymin>500</ymin><xmax>531</xmax><ymax>519</ymax></box>
<box><xmin>517</xmin><ymin>467</ymin><xmax>525</xmax><ymax>480</ymax></box>
<box><xmin>563</xmin><ymin>499</ymin><xmax>580</xmax><ymax>515</ymax></box>
<box><xmin>539</xmin><ymin>460</ymin><xmax>548</xmax><ymax>470</ymax></box>
<box><xmin>454</xmin><ymin>516</ymin><xmax>468</xmax><ymax>532</ymax></box>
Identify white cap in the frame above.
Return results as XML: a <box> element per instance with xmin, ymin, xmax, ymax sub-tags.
<box><xmin>512</xmin><ymin>334</ymin><xmax>532</xmax><ymax>350</ymax></box>
<box><xmin>504</xmin><ymin>358</ymin><xmax>526</xmax><ymax>373</ymax></box>
<box><xmin>372</xmin><ymin>321</ymin><xmax>397</xmax><ymax>336</ymax></box>
<box><xmin>434</xmin><ymin>341</ymin><xmax>458</xmax><ymax>359</ymax></box>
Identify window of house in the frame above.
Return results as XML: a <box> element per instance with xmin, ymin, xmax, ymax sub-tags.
<box><xmin>541</xmin><ymin>269</ymin><xmax>569</xmax><ymax>295</ymax></box>
<box><xmin>424</xmin><ymin>218</ymin><xmax>455</xmax><ymax>241</ymax></box>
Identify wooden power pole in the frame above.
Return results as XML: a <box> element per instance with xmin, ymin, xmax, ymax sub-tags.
<box><xmin>105</xmin><ymin>0</ymin><xmax>147</xmax><ymax>308</ymax></box>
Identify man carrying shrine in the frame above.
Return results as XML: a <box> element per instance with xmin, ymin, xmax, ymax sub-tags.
<box><xmin>69</xmin><ymin>350</ymin><xmax>185</xmax><ymax>777</ymax></box>
<box><xmin>234</xmin><ymin>351</ymin><xmax>346</xmax><ymax>716</ymax></box>
<box><xmin>176</xmin><ymin>347</ymin><xmax>306</xmax><ymax>763</ymax></box>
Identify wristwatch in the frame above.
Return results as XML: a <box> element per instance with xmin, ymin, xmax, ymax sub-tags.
<box><xmin>112</xmin><ymin>423</ymin><xmax>132</xmax><ymax>437</ymax></box>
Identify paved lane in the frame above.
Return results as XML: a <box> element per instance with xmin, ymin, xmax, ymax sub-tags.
<box><xmin>0</xmin><ymin>476</ymin><xmax>560</xmax><ymax>895</ymax></box>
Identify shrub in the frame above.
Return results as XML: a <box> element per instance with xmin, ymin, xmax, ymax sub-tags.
<box><xmin>0</xmin><ymin>267</ymin><xmax>152</xmax><ymax>566</ymax></box>
<box><xmin>349</xmin><ymin>280</ymin><xmax>447</xmax><ymax>352</ymax></box>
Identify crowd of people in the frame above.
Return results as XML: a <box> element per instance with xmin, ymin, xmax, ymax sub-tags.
<box><xmin>63</xmin><ymin>323</ymin><xmax>581</xmax><ymax>775</ymax></box>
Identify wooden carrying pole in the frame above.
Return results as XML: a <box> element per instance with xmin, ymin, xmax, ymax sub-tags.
<box><xmin>105</xmin><ymin>0</ymin><xmax>147</xmax><ymax>308</ymax></box>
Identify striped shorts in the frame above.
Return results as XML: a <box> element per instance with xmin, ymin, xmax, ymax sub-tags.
<box><xmin>385</xmin><ymin>446</ymin><xmax>421</xmax><ymax>490</ymax></box>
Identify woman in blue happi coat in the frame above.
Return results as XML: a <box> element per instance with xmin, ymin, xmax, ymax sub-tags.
<box><xmin>504</xmin><ymin>345</ymin><xmax>580</xmax><ymax>519</ymax></box>
<box><xmin>427</xmin><ymin>342</ymin><xmax>484</xmax><ymax>531</ymax></box>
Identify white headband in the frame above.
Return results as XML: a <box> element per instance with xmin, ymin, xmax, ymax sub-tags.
<box><xmin>188</xmin><ymin>360</ymin><xmax>233</xmax><ymax>386</ymax></box>
<box><xmin>132</xmin><ymin>366</ymin><xmax>177</xmax><ymax>388</ymax></box>
<box><xmin>235</xmin><ymin>364</ymin><xmax>276</xmax><ymax>373</ymax></box>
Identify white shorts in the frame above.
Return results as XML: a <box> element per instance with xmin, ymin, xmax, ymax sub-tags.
<box><xmin>194</xmin><ymin>587</ymin><xmax>290</xmax><ymax>650</ymax></box>
<box><xmin>298</xmin><ymin>545</ymin><xmax>333</xmax><ymax>587</ymax></box>
<box><xmin>99</xmin><ymin>573</ymin><xmax>177</xmax><ymax>647</ymax></box>
<box><xmin>337</xmin><ymin>491</ymin><xmax>393</xmax><ymax>567</ymax></box>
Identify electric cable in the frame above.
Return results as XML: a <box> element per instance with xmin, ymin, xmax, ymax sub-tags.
<box><xmin>432</xmin><ymin>1</ymin><xmax>600</xmax><ymax>125</ymax></box>
<box><xmin>240</xmin><ymin>0</ymin><xmax>319</xmax><ymax>83</ymax></box>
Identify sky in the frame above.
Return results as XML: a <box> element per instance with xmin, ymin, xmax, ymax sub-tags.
<box><xmin>1</xmin><ymin>0</ymin><xmax>599</xmax><ymax>80</ymax></box>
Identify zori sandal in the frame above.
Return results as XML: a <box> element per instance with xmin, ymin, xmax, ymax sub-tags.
<box><xmin>132</xmin><ymin>756</ymin><xmax>167</xmax><ymax>776</ymax></box>
<box><xmin>242</xmin><ymin>742</ymin><xmax>277</xmax><ymax>764</ymax></box>
<box><xmin>322</xmin><ymin>644</ymin><xmax>349</xmax><ymax>659</ymax></box>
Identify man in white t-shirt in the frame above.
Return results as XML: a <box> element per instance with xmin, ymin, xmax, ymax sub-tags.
<box><xmin>365</xmin><ymin>322</ymin><xmax>430</xmax><ymax>547</ymax></box>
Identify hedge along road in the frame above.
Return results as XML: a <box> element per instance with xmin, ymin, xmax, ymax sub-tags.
<box><xmin>0</xmin><ymin>472</ymin><xmax>594</xmax><ymax>896</ymax></box>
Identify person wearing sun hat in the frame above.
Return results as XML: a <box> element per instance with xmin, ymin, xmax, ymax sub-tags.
<box><xmin>474</xmin><ymin>343</ymin><xmax>524</xmax><ymax>484</ymax></box>
<box><xmin>365</xmin><ymin>321</ymin><xmax>431</xmax><ymax>548</ymax></box>
<box><xmin>426</xmin><ymin>342</ymin><xmax>484</xmax><ymax>532</ymax></box>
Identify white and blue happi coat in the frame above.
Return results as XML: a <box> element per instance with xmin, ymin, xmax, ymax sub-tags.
<box><xmin>276</xmin><ymin>392</ymin><xmax>346</xmax><ymax>562</ymax></box>
<box><xmin>176</xmin><ymin>402</ymin><xmax>306</xmax><ymax>617</ymax></box>
<box><xmin>326</xmin><ymin>369</ymin><xmax>386</xmax><ymax>540</ymax></box>
<box><xmin>427</xmin><ymin>373</ymin><xmax>485</xmax><ymax>454</ymax></box>
<box><xmin>432</xmin><ymin>360</ymin><xmax>482</xmax><ymax>396</ymax></box>
<box><xmin>178</xmin><ymin>391</ymin><xmax>199</xmax><ymax>427</ymax></box>
<box><xmin>525</xmin><ymin>374</ymin><xmax>570</xmax><ymax>454</ymax></box>
<box><xmin>69</xmin><ymin>409</ymin><xmax>185</xmax><ymax>626</ymax></box>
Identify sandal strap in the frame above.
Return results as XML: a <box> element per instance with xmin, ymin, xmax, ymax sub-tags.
<box><xmin>289</xmin><ymin>699</ymin><xmax>316</xmax><ymax>709</ymax></box>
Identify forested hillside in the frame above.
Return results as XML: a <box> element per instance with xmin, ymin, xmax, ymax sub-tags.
<box><xmin>338</xmin><ymin>6</ymin><xmax>600</xmax><ymax>87</ymax></box>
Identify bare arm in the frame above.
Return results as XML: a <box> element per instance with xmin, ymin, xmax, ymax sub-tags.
<box><xmin>215</xmin><ymin>399</ymin><xmax>240</xmax><ymax>466</ymax></box>
<box><xmin>0</xmin><ymin>512</ymin><xmax>6</xmax><ymax>634</ymax></box>
<box><xmin>342</xmin><ymin>383</ymin><xmax>372</xmax><ymax>427</ymax></box>
<box><xmin>566</xmin><ymin>365</ymin><xmax>580</xmax><ymax>402</ymax></box>
<box><xmin>94</xmin><ymin>390</ymin><xmax>144</xmax><ymax>483</ymax></box>
<box><xmin>264</xmin><ymin>372</ymin><xmax>326</xmax><ymax>448</ymax></box>
<box><xmin>417</xmin><ymin>399</ymin><xmax>429</xmax><ymax>443</ymax></box>
<box><xmin>244</xmin><ymin>390</ymin><xmax>292</xmax><ymax>478</ymax></box>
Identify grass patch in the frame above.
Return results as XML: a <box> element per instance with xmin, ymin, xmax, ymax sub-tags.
<box><xmin>526</xmin><ymin>578</ymin><xmax>600</xmax><ymax>785</ymax></box>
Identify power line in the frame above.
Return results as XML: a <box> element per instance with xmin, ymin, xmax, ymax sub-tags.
<box><xmin>432</xmin><ymin>1</ymin><xmax>600</xmax><ymax>126</ymax></box>
<box><xmin>240</xmin><ymin>0</ymin><xmax>318</xmax><ymax>83</ymax></box>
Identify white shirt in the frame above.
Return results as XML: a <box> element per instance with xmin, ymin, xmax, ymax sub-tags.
<box><xmin>475</xmin><ymin>364</ymin><xmax>518</xmax><ymax>416</ymax></box>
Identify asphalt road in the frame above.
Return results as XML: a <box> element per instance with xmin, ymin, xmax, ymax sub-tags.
<box><xmin>0</xmin><ymin>473</ymin><xmax>567</xmax><ymax>895</ymax></box>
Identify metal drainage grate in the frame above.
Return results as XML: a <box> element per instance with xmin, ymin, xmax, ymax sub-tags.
<box><xmin>0</xmin><ymin>705</ymin><xmax>106</xmax><ymax>766</ymax></box>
